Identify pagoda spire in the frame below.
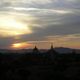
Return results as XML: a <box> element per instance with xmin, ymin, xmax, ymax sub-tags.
<box><xmin>51</xmin><ymin>43</ymin><xmax>53</xmax><ymax>50</ymax></box>
<box><xmin>47</xmin><ymin>43</ymin><xmax>57</xmax><ymax>60</ymax></box>
<box><xmin>34</xmin><ymin>46</ymin><xmax>37</xmax><ymax>50</ymax></box>
<box><xmin>33</xmin><ymin>45</ymin><xmax>40</xmax><ymax>54</ymax></box>
<box><xmin>47</xmin><ymin>43</ymin><xmax>57</xmax><ymax>54</ymax></box>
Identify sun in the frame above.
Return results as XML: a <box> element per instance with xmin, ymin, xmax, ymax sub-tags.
<box><xmin>0</xmin><ymin>16</ymin><xmax>32</xmax><ymax>37</ymax></box>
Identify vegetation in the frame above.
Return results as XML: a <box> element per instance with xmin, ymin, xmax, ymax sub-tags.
<box><xmin>0</xmin><ymin>47</ymin><xmax>80</xmax><ymax>80</ymax></box>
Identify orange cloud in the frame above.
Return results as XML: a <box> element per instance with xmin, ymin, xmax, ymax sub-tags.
<box><xmin>11</xmin><ymin>42</ymin><xmax>32</xmax><ymax>49</ymax></box>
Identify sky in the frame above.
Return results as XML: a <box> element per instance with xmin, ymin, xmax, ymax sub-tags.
<box><xmin>0</xmin><ymin>0</ymin><xmax>80</xmax><ymax>49</ymax></box>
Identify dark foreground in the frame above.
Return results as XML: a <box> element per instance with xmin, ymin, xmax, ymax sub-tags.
<box><xmin>0</xmin><ymin>49</ymin><xmax>80</xmax><ymax>80</ymax></box>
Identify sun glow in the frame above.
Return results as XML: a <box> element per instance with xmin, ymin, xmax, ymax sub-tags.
<box><xmin>0</xmin><ymin>16</ymin><xmax>32</xmax><ymax>37</ymax></box>
<box><xmin>12</xmin><ymin>43</ymin><xmax>22</xmax><ymax>48</ymax></box>
<box><xmin>12</xmin><ymin>42</ymin><xmax>31</xmax><ymax>49</ymax></box>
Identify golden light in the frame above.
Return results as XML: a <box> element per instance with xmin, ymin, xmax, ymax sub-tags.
<box><xmin>0</xmin><ymin>16</ymin><xmax>32</xmax><ymax>37</ymax></box>
<box><xmin>12</xmin><ymin>43</ymin><xmax>22</xmax><ymax>48</ymax></box>
<box><xmin>12</xmin><ymin>42</ymin><xmax>31</xmax><ymax>49</ymax></box>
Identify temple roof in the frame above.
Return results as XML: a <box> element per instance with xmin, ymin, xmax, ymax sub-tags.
<box><xmin>33</xmin><ymin>46</ymin><xmax>40</xmax><ymax>53</ymax></box>
<box><xmin>47</xmin><ymin>44</ymin><xmax>57</xmax><ymax>54</ymax></box>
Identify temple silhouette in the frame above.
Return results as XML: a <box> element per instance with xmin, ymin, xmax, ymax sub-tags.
<box><xmin>32</xmin><ymin>44</ymin><xmax>57</xmax><ymax>54</ymax></box>
<box><xmin>32</xmin><ymin>46</ymin><xmax>40</xmax><ymax>54</ymax></box>
<box><xmin>0</xmin><ymin>44</ymin><xmax>80</xmax><ymax>80</ymax></box>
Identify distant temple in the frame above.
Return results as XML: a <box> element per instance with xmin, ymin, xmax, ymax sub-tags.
<box><xmin>32</xmin><ymin>46</ymin><xmax>40</xmax><ymax>54</ymax></box>
<box><xmin>47</xmin><ymin>44</ymin><xmax>57</xmax><ymax>54</ymax></box>
<box><xmin>46</xmin><ymin>44</ymin><xmax>58</xmax><ymax>60</ymax></box>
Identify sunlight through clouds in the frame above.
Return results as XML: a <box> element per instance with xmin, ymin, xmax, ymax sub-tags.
<box><xmin>11</xmin><ymin>42</ymin><xmax>32</xmax><ymax>49</ymax></box>
<box><xmin>0</xmin><ymin>14</ymin><xmax>32</xmax><ymax>37</ymax></box>
<box><xmin>0</xmin><ymin>0</ymin><xmax>80</xmax><ymax>49</ymax></box>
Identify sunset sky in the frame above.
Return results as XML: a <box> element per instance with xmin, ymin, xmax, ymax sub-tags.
<box><xmin>0</xmin><ymin>0</ymin><xmax>80</xmax><ymax>49</ymax></box>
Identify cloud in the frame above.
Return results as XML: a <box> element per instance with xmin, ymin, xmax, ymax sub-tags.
<box><xmin>0</xmin><ymin>0</ymin><xmax>80</xmax><ymax>9</ymax></box>
<box><xmin>8</xmin><ymin>34</ymin><xmax>80</xmax><ymax>49</ymax></box>
<box><xmin>0</xmin><ymin>0</ymin><xmax>80</xmax><ymax>49</ymax></box>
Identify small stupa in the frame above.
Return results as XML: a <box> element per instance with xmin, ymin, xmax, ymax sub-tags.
<box><xmin>48</xmin><ymin>44</ymin><xmax>57</xmax><ymax>54</ymax></box>
<box><xmin>32</xmin><ymin>46</ymin><xmax>40</xmax><ymax>54</ymax></box>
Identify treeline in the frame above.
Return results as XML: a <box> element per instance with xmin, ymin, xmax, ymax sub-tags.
<box><xmin>0</xmin><ymin>47</ymin><xmax>80</xmax><ymax>80</ymax></box>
